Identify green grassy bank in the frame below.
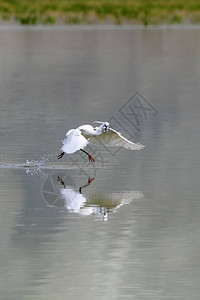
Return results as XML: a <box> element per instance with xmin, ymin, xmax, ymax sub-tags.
<box><xmin>1</xmin><ymin>0</ymin><xmax>200</xmax><ymax>25</ymax></box>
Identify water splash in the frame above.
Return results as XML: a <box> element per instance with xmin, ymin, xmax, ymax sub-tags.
<box><xmin>25</xmin><ymin>157</ymin><xmax>49</xmax><ymax>168</ymax></box>
<box><xmin>24</xmin><ymin>152</ymin><xmax>57</xmax><ymax>168</ymax></box>
<box><xmin>24</xmin><ymin>156</ymin><xmax>50</xmax><ymax>178</ymax></box>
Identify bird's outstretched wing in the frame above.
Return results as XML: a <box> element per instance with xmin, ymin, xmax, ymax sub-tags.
<box><xmin>61</xmin><ymin>129</ymin><xmax>88</xmax><ymax>154</ymax></box>
<box><xmin>89</xmin><ymin>128</ymin><xmax>144</xmax><ymax>150</ymax></box>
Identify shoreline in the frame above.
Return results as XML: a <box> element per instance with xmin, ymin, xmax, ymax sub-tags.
<box><xmin>1</xmin><ymin>1</ymin><xmax>200</xmax><ymax>26</ymax></box>
<box><xmin>1</xmin><ymin>23</ymin><xmax>200</xmax><ymax>30</ymax></box>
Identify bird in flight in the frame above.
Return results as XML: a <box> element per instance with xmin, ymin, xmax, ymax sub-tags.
<box><xmin>57</xmin><ymin>121</ymin><xmax>144</xmax><ymax>162</ymax></box>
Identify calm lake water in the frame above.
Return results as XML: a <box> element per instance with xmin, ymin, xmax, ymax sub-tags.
<box><xmin>0</xmin><ymin>26</ymin><xmax>200</xmax><ymax>300</ymax></box>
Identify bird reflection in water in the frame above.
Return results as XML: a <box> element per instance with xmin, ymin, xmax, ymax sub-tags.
<box><xmin>55</xmin><ymin>175</ymin><xmax>144</xmax><ymax>221</ymax></box>
<box><xmin>57</xmin><ymin>176</ymin><xmax>99</xmax><ymax>217</ymax></box>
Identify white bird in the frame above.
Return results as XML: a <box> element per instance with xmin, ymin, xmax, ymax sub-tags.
<box><xmin>57</xmin><ymin>121</ymin><xmax>144</xmax><ymax>162</ymax></box>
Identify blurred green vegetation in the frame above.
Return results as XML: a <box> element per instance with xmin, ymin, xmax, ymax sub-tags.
<box><xmin>1</xmin><ymin>0</ymin><xmax>200</xmax><ymax>25</ymax></box>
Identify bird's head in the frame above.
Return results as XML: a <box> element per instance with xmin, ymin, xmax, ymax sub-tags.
<box><xmin>103</xmin><ymin>122</ymin><xmax>109</xmax><ymax>133</ymax></box>
<box><xmin>93</xmin><ymin>121</ymin><xmax>109</xmax><ymax>133</ymax></box>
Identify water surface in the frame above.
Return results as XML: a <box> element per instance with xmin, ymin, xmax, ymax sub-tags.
<box><xmin>0</xmin><ymin>26</ymin><xmax>200</xmax><ymax>299</ymax></box>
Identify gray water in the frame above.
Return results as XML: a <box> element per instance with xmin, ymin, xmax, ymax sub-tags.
<box><xmin>0</xmin><ymin>26</ymin><xmax>200</xmax><ymax>300</ymax></box>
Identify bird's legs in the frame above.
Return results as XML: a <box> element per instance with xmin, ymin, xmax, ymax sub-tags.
<box><xmin>58</xmin><ymin>150</ymin><xmax>95</xmax><ymax>162</ymax></box>
<box><xmin>57</xmin><ymin>152</ymin><xmax>65</xmax><ymax>159</ymax></box>
<box><xmin>80</xmin><ymin>149</ymin><xmax>95</xmax><ymax>162</ymax></box>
